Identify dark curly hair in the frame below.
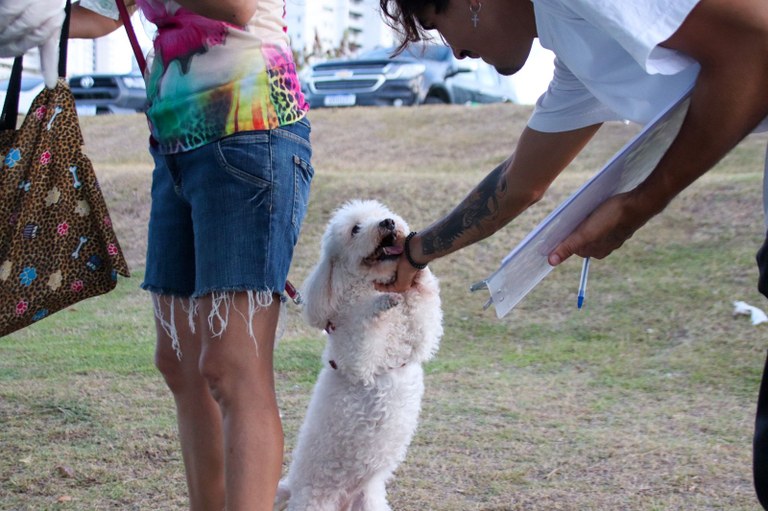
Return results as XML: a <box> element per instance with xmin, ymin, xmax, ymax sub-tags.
<box><xmin>379</xmin><ymin>0</ymin><xmax>450</xmax><ymax>54</ymax></box>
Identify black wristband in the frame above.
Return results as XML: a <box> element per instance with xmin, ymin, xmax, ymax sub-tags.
<box><xmin>404</xmin><ymin>232</ymin><xmax>428</xmax><ymax>270</ymax></box>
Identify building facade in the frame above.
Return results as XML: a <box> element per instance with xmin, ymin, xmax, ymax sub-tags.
<box><xmin>285</xmin><ymin>0</ymin><xmax>395</xmax><ymax>65</ymax></box>
<box><xmin>1</xmin><ymin>2</ymin><xmax>392</xmax><ymax>79</ymax></box>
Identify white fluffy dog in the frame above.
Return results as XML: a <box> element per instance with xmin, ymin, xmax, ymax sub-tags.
<box><xmin>275</xmin><ymin>199</ymin><xmax>443</xmax><ymax>511</ymax></box>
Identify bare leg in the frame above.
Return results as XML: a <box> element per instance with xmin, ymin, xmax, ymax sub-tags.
<box><xmin>198</xmin><ymin>292</ymin><xmax>284</xmax><ymax>511</ymax></box>
<box><xmin>153</xmin><ymin>295</ymin><xmax>226</xmax><ymax>511</ymax></box>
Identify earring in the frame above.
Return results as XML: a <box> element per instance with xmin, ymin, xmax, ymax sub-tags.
<box><xmin>469</xmin><ymin>1</ymin><xmax>482</xmax><ymax>28</ymax></box>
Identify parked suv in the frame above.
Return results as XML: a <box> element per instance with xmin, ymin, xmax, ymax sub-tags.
<box><xmin>301</xmin><ymin>44</ymin><xmax>517</xmax><ymax>108</ymax></box>
<box><xmin>69</xmin><ymin>73</ymin><xmax>146</xmax><ymax>115</ymax></box>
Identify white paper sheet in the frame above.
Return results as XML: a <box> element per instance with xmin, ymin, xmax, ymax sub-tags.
<box><xmin>472</xmin><ymin>86</ymin><xmax>693</xmax><ymax>318</ymax></box>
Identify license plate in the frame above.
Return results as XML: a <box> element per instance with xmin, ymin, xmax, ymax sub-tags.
<box><xmin>76</xmin><ymin>104</ymin><xmax>97</xmax><ymax>116</ymax></box>
<box><xmin>324</xmin><ymin>94</ymin><xmax>356</xmax><ymax>107</ymax></box>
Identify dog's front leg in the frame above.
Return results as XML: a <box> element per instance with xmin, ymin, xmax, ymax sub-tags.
<box><xmin>330</xmin><ymin>293</ymin><xmax>400</xmax><ymax>336</ymax></box>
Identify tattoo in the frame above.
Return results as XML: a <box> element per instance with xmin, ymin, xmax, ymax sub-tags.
<box><xmin>422</xmin><ymin>162</ymin><xmax>508</xmax><ymax>256</ymax></box>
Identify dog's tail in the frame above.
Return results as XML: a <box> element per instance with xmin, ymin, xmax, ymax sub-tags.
<box><xmin>274</xmin><ymin>480</ymin><xmax>290</xmax><ymax>511</ymax></box>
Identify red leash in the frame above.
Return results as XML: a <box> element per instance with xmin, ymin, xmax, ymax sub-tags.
<box><xmin>116</xmin><ymin>0</ymin><xmax>147</xmax><ymax>73</ymax></box>
<box><xmin>284</xmin><ymin>280</ymin><xmax>302</xmax><ymax>305</ymax></box>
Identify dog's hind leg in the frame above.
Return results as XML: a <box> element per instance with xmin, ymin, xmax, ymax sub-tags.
<box><xmin>273</xmin><ymin>481</ymin><xmax>290</xmax><ymax>511</ymax></box>
<box><xmin>349</xmin><ymin>477</ymin><xmax>392</xmax><ymax>511</ymax></box>
<box><xmin>285</xmin><ymin>489</ymin><xmax>346</xmax><ymax>511</ymax></box>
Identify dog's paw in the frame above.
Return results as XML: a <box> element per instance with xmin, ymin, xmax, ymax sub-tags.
<box><xmin>374</xmin><ymin>272</ymin><xmax>397</xmax><ymax>286</ymax></box>
<box><xmin>375</xmin><ymin>292</ymin><xmax>403</xmax><ymax>313</ymax></box>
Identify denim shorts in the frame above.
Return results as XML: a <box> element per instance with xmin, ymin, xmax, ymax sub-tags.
<box><xmin>141</xmin><ymin>118</ymin><xmax>313</xmax><ymax>298</ymax></box>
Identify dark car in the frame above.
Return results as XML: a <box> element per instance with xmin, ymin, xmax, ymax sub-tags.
<box><xmin>301</xmin><ymin>44</ymin><xmax>517</xmax><ymax>108</ymax></box>
<box><xmin>68</xmin><ymin>73</ymin><xmax>147</xmax><ymax>115</ymax></box>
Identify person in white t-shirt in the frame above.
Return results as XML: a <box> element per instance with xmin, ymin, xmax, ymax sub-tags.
<box><xmin>376</xmin><ymin>0</ymin><xmax>768</xmax><ymax>288</ymax></box>
<box><xmin>376</xmin><ymin>0</ymin><xmax>768</xmax><ymax>506</ymax></box>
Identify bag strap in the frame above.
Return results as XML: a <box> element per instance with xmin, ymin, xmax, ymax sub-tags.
<box><xmin>0</xmin><ymin>57</ymin><xmax>23</xmax><ymax>131</ymax></box>
<box><xmin>117</xmin><ymin>0</ymin><xmax>147</xmax><ymax>74</ymax></box>
<box><xmin>58</xmin><ymin>0</ymin><xmax>71</xmax><ymax>78</ymax></box>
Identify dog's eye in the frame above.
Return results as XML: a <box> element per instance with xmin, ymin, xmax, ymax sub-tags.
<box><xmin>351</xmin><ymin>225</ymin><xmax>361</xmax><ymax>236</ymax></box>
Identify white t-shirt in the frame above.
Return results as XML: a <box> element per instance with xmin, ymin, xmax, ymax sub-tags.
<box><xmin>529</xmin><ymin>0</ymin><xmax>701</xmax><ymax>132</ymax></box>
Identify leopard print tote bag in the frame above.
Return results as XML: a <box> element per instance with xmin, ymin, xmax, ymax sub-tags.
<box><xmin>0</xmin><ymin>52</ymin><xmax>130</xmax><ymax>337</ymax></box>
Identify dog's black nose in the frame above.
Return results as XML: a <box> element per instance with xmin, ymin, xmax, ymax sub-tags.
<box><xmin>380</xmin><ymin>218</ymin><xmax>395</xmax><ymax>231</ymax></box>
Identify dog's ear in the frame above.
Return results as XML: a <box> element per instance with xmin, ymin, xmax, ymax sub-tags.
<box><xmin>301</xmin><ymin>255</ymin><xmax>340</xmax><ymax>330</ymax></box>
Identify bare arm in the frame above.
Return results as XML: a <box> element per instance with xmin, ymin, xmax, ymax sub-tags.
<box><xmin>172</xmin><ymin>0</ymin><xmax>259</xmax><ymax>26</ymax></box>
<box><xmin>69</xmin><ymin>2</ymin><xmax>136</xmax><ymax>39</ymax></box>
<box><xmin>380</xmin><ymin>123</ymin><xmax>601</xmax><ymax>292</ymax></box>
<box><xmin>71</xmin><ymin>0</ymin><xmax>258</xmax><ymax>35</ymax></box>
<box><xmin>549</xmin><ymin>0</ymin><xmax>768</xmax><ymax>265</ymax></box>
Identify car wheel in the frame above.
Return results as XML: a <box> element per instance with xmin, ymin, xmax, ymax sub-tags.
<box><xmin>424</xmin><ymin>94</ymin><xmax>449</xmax><ymax>104</ymax></box>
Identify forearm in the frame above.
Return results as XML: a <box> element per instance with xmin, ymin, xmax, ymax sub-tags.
<box><xmin>69</xmin><ymin>4</ymin><xmax>126</xmax><ymax>38</ymax></box>
<box><xmin>631</xmin><ymin>82</ymin><xmax>768</xmax><ymax>219</ymax></box>
<box><xmin>411</xmin><ymin>124</ymin><xmax>601</xmax><ymax>264</ymax></box>
<box><xmin>172</xmin><ymin>0</ymin><xmax>258</xmax><ymax>25</ymax></box>
<box><xmin>417</xmin><ymin>159</ymin><xmax>516</xmax><ymax>261</ymax></box>
<box><xmin>548</xmin><ymin>71</ymin><xmax>768</xmax><ymax>263</ymax></box>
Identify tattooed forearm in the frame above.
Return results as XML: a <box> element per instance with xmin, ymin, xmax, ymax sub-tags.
<box><xmin>422</xmin><ymin>161</ymin><xmax>508</xmax><ymax>256</ymax></box>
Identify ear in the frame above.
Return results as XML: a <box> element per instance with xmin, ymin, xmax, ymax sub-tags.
<box><xmin>301</xmin><ymin>255</ymin><xmax>339</xmax><ymax>330</ymax></box>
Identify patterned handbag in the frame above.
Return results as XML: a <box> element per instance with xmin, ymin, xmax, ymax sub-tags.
<box><xmin>0</xmin><ymin>5</ymin><xmax>130</xmax><ymax>337</ymax></box>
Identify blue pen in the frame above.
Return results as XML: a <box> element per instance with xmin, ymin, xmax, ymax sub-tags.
<box><xmin>577</xmin><ymin>257</ymin><xmax>590</xmax><ymax>309</ymax></box>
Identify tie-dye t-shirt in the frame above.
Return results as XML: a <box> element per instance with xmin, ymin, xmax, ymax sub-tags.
<box><xmin>79</xmin><ymin>0</ymin><xmax>309</xmax><ymax>154</ymax></box>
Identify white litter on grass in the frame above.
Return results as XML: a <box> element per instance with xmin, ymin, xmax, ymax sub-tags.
<box><xmin>733</xmin><ymin>301</ymin><xmax>768</xmax><ymax>325</ymax></box>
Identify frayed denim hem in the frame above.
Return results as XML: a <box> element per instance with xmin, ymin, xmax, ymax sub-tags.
<box><xmin>150</xmin><ymin>294</ymin><xmax>198</xmax><ymax>360</ymax></box>
<box><xmin>206</xmin><ymin>290</ymin><xmax>275</xmax><ymax>340</ymax></box>
<box><xmin>148</xmin><ymin>289</ymin><xmax>286</xmax><ymax>359</ymax></box>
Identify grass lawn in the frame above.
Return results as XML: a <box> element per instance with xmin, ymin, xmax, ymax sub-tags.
<box><xmin>2</xmin><ymin>104</ymin><xmax>768</xmax><ymax>510</ymax></box>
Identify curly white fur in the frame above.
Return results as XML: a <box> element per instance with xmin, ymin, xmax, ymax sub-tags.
<box><xmin>275</xmin><ymin>200</ymin><xmax>443</xmax><ymax>511</ymax></box>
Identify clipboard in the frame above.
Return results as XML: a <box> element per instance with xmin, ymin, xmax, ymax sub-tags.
<box><xmin>471</xmin><ymin>85</ymin><xmax>694</xmax><ymax>318</ymax></box>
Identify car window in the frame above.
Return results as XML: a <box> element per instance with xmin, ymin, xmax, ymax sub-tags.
<box><xmin>411</xmin><ymin>45</ymin><xmax>451</xmax><ymax>61</ymax></box>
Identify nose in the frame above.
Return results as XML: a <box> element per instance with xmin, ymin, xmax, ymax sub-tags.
<box><xmin>379</xmin><ymin>218</ymin><xmax>395</xmax><ymax>231</ymax></box>
<box><xmin>453</xmin><ymin>48</ymin><xmax>476</xmax><ymax>60</ymax></box>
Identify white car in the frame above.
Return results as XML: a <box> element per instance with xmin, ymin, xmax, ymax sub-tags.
<box><xmin>0</xmin><ymin>75</ymin><xmax>46</xmax><ymax>115</ymax></box>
